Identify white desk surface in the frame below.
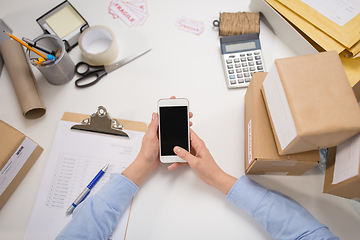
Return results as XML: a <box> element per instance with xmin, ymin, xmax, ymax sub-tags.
<box><xmin>1</xmin><ymin>0</ymin><xmax>359</xmax><ymax>239</ymax></box>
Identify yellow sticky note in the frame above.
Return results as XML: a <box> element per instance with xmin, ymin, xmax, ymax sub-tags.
<box><xmin>46</xmin><ymin>5</ymin><xmax>85</xmax><ymax>39</ymax></box>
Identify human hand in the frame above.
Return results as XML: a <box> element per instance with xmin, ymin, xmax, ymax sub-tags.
<box><xmin>170</xmin><ymin>129</ymin><xmax>237</xmax><ymax>194</ymax></box>
<box><xmin>122</xmin><ymin>112</ymin><xmax>160</xmax><ymax>186</ymax></box>
<box><xmin>122</xmin><ymin>96</ymin><xmax>193</xmax><ymax>186</ymax></box>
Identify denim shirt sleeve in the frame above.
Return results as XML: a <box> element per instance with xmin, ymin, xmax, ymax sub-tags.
<box><xmin>226</xmin><ymin>176</ymin><xmax>339</xmax><ymax>240</ymax></box>
<box><xmin>56</xmin><ymin>173</ymin><xmax>138</xmax><ymax>240</ymax></box>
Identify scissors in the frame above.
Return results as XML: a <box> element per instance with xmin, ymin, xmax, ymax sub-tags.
<box><xmin>75</xmin><ymin>49</ymin><xmax>152</xmax><ymax>88</ymax></box>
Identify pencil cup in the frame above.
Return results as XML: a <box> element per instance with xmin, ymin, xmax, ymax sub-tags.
<box><xmin>26</xmin><ymin>34</ymin><xmax>75</xmax><ymax>85</ymax></box>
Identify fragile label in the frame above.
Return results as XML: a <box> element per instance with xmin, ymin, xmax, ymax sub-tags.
<box><xmin>176</xmin><ymin>17</ymin><xmax>205</xmax><ymax>35</ymax></box>
<box><xmin>108</xmin><ymin>0</ymin><xmax>148</xmax><ymax>27</ymax></box>
<box><xmin>248</xmin><ymin>119</ymin><xmax>252</xmax><ymax>164</ymax></box>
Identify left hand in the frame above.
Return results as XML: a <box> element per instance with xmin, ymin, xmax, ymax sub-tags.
<box><xmin>136</xmin><ymin>112</ymin><xmax>161</xmax><ymax>172</ymax></box>
<box><xmin>122</xmin><ymin>112</ymin><xmax>160</xmax><ymax>186</ymax></box>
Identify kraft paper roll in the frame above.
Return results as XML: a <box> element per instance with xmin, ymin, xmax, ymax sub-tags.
<box><xmin>0</xmin><ymin>40</ymin><xmax>46</xmax><ymax>119</ymax></box>
<box><xmin>78</xmin><ymin>26</ymin><xmax>119</xmax><ymax>65</ymax></box>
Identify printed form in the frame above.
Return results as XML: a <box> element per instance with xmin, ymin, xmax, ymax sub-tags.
<box><xmin>301</xmin><ymin>0</ymin><xmax>360</xmax><ymax>26</ymax></box>
<box><xmin>24</xmin><ymin>120</ymin><xmax>144</xmax><ymax>240</ymax></box>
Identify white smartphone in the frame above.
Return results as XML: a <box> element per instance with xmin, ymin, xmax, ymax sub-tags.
<box><xmin>158</xmin><ymin>98</ymin><xmax>190</xmax><ymax>163</ymax></box>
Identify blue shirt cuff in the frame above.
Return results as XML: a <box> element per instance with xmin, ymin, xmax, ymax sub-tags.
<box><xmin>226</xmin><ymin>175</ymin><xmax>268</xmax><ymax>216</ymax></box>
<box><xmin>95</xmin><ymin>173</ymin><xmax>139</xmax><ymax>213</ymax></box>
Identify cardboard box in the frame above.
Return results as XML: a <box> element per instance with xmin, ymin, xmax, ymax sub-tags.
<box><xmin>324</xmin><ymin>142</ymin><xmax>360</xmax><ymax>200</ymax></box>
<box><xmin>0</xmin><ymin>120</ymin><xmax>43</xmax><ymax>209</ymax></box>
<box><xmin>261</xmin><ymin>51</ymin><xmax>360</xmax><ymax>155</ymax></box>
<box><xmin>245</xmin><ymin>72</ymin><xmax>319</xmax><ymax>175</ymax></box>
<box><xmin>352</xmin><ymin>79</ymin><xmax>360</xmax><ymax>102</ymax></box>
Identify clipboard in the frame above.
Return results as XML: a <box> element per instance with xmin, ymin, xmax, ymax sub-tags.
<box><xmin>64</xmin><ymin>107</ymin><xmax>146</xmax><ymax>239</ymax></box>
<box><xmin>24</xmin><ymin>107</ymin><xmax>147</xmax><ymax>240</ymax></box>
<box><xmin>62</xmin><ymin>106</ymin><xmax>147</xmax><ymax>136</ymax></box>
<box><xmin>0</xmin><ymin>120</ymin><xmax>43</xmax><ymax>210</ymax></box>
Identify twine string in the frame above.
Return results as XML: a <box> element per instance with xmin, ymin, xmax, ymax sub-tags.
<box><xmin>219</xmin><ymin>12</ymin><xmax>260</xmax><ymax>36</ymax></box>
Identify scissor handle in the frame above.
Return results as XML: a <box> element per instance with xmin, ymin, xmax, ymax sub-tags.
<box><xmin>75</xmin><ymin>70</ymin><xmax>107</xmax><ymax>88</ymax></box>
<box><xmin>75</xmin><ymin>62</ymin><xmax>104</xmax><ymax>75</ymax></box>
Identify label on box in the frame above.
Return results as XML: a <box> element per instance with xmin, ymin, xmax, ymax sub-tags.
<box><xmin>332</xmin><ymin>133</ymin><xmax>360</xmax><ymax>185</ymax></box>
<box><xmin>248</xmin><ymin>119</ymin><xmax>252</xmax><ymax>164</ymax></box>
<box><xmin>270</xmin><ymin>161</ymin><xmax>296</xmax><ymax>166</ymax></box>
<box><xmin>265</xmin><ymin>172</ymin><xmax>288</xmax><ymax>175</ymax></box>
<box><xmin>263</xmin><ymin>64</ymin><xmax>297</xmax><ymax>150</ymax></box>
<box><xmin>0</xmin><ymin>137</ymin><xmax>37</xmax><ymax>195</ymax></box>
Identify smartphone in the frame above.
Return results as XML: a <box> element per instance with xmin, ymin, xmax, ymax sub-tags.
<box><xmin>158</xmin><ymin>98</ymin><xmax>190</xmax><ymax>163</ymax></box>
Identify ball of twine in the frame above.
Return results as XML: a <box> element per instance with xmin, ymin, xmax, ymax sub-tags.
<box><xmin>219</xmin><ymin>12</ymin><xmax>260</xmax><ymax>36</ymax></box>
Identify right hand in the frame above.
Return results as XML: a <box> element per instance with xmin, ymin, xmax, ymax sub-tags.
<box><xmin>170</xmin><ymin>129</ymin><xmax>237</xmax><ymax>194</ymax></box>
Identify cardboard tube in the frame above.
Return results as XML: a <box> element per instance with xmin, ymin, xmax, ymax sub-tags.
<box><xmin>0</xmin><ymin>40</ymin><xmax>46</xmax><ymax>119</ymax></box>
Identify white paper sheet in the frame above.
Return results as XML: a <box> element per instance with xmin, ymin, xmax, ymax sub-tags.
<box><xmin>301</xmin><ymin>0</ymin><xmax>360</xmax><ymax>26</ymax></box>
<box><xmin>24</xmin><ymin>120</ymin><xmax>144</xmax><ymax>240</ymax></box>
<box><xmin>262</xmin><ymin>64</ymin><xmax>297</xmax><ymax>151</ymax></box>
<box><xmin>332</xmin><ymin>133</ymin><xmax>360</xmax><ymax>185</ymax></box>
<box><xmin>0</xmin><ymin>137</ymin><xmax>37</xmax><ymax>195</ymax></box>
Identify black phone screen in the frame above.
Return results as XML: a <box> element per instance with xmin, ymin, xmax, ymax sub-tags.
<box><xmin>159</xmin><ymin>106</ymin><xmax>189</xmax><ymax>156</ymax></box>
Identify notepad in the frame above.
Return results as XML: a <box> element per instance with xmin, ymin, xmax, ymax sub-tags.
<box><xmin>45</xmin><ymin>4</ymin><xmax>86</xmax><ymax>39</ymax></box>
<box><xmin>24</xmin><ymin>118</ymin><xmax>145</xmax><ymax>240</ymax></box>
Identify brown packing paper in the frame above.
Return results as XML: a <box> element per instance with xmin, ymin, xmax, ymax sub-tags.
<box><xmin>261</xmin><ymin>51</ymin><xmax>360</xmax><ymax>155</ymax></box>
<box><xmin>0</xmin><ymin>39</ymin><xmax>46</xmax><ymax>119</ymax></box>
<box><xmin>0</xmin><ymin>120</ymin><xmax>43</xmax><ymax>209</ymax></box>
<box><xmin>245</xmin><ymin>72</ymin><xmax>319</xmax><ymax>175</ymax></box>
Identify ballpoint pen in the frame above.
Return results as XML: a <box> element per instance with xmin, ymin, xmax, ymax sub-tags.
<box><xmin>66</xmin><ymin>164</ymin><xmax>109</xmax><ymax>215</ymax></box>
<box><xmin>22</xmin><ymin>37</ymin><xmax>56</xmax><ymax>56</ymax></box>
<box><xmin>3</xmin><ymin>31</ymin><xmax>49</xmax><ymax>59</ymax></box>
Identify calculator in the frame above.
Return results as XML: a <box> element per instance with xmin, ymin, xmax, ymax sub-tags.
<box><xmin>220</xmin><ymin>33</ymin><xmax>265</xmax><ymax>88</ymax></box>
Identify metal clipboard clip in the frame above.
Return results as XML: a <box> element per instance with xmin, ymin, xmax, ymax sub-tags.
<box><xmin>71</xmin><ymin>106</ymin><xmax>129</xmax><ymax>138</ymax></box>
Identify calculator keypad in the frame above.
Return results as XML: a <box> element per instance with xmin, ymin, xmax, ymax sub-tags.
<box><xmin>223</xmin><ymin>50</ymin><xmax>265</xmax><ymax>88</ymax></box>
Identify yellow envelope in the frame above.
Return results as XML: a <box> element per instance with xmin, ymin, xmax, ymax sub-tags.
<box><xmin>265</xmin><ymin>0</ymin><xmax>345</xmax><ymax>53</ymax></box>
<box><xmin>264</xmin><ymin>0</ymin><xmax>360</xmax><ymax>87</ymax></box>
<box><xmin>276</xmin><ymin>0</ymin><xmax>360</xmax><ymax>49</ymax></box>
<box><xmin>340</xmin><ymin>52</ymin><xmax>360</xmax><ymax>88</ymax></box>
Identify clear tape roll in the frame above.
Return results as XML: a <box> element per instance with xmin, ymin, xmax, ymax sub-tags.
<box><xmin>78</xmin><ymin>26</ymin><xmax>119</xmax><ymax>65</ymax></box>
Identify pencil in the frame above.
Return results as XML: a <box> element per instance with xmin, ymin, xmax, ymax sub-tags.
<box><xmin>3</xmin><ymin>31</ymin><xmax>48</xmax><ymax>59</ymax></box>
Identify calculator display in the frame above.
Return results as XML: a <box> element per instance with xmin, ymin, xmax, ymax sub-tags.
<box><xmin>225</xmin><ymin>41</ymin><xmax>256</xmax><ymax>52</ymax></box>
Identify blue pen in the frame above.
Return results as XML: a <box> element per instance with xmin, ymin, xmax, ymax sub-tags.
<box><xmin>66</xmin><ymin>164</ymin><xmax>109</xmax><ymax>215</ymax></box>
